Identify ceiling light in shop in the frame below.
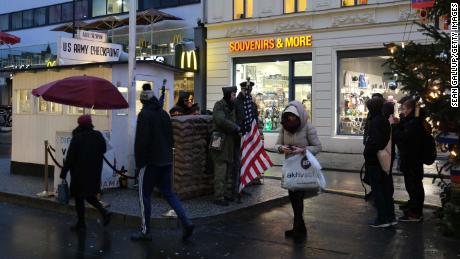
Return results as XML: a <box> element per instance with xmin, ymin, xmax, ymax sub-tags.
<box><xmin>185</xmin><ymin>72</ymin><xmax>194</xmax><ymax>78</ymax></box>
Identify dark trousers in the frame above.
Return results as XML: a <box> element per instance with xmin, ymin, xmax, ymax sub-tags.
<box><xmin>367</xmin><ymin>164</ymin><xmax>395</xmax><ymax>222</ymax></box>
<box><xmin>403</xmin><ymin>169</ymin><xmax>425</xmax><ymax>216</ymax></box>
<box><xmin>288</xmin><ymin>191</ymin><xmax>306</xmax><ymax>230</ymax></box>
<box><xmin>75</xmin><ymin>196</ymin><xmax>107</xmax><ymax>224</ymax></box>
<box><xmin>138</xmin><ymin>165</ymin><xmax>191</xmax><ymax>234</ymax></box>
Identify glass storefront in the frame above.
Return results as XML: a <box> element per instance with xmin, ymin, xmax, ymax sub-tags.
<box><xmin>337</xmin><ymin>50</ymin><xmax>403</xmax><ymax>135</ymax></box>
<box><xmin>234</xmin><ymin>55</ymin><xmax>312</xmax><ymax>132</ymax></box>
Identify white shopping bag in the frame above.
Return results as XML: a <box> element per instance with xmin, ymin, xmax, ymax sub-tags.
<box><xmin>281</xmin><ymin>150</ymin><xmax>326</xmax><ymax>191</ymax></box>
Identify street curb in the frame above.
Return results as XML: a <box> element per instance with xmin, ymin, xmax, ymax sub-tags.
<box><xmin>0</xmin><ymin>190</ymin><xmax>290</xmax><ymax>229</ymax></box>
<box><xmin>323</xmin><ymin>188</ymin><xmax>441</xmax><ymax>210</ymax></box>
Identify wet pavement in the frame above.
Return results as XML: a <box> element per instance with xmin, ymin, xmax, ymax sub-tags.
<box><xmin>0</xmin><ymin>193</ymin><xmax>458</xmax><ymax>259</ymax></box>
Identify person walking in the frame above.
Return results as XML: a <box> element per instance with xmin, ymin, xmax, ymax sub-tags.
<box><xmin>390</xmin><ymin>97</ymin><xmax>426</xmax><ymax>222</ymax></box>
<box><xmin>60</xmin><ymin>115</ymin><xmax>112</xmax><ymax>232</ymax></box>
<box><xmin>274</xmin><ymin>101</ymin><xmax>322</xmax><ymax>241</ymax></box>
<box><xmin>169</xmin><ymin>91</ymin><xmax>199</xmax><ymax>117</ymax></box>
<box><xmin>131</xmin><ymin>90</ymin><xmax>194</xmax><ymax>241</ymax></box>
<box><xmin>363</xmin><ymin>98</ymin><xmax>396</xmax><ymax>228</ymax></box>
<box><xmin>210</xmin><ymin>86</ymin><xmax>240</xmax><ymax>206</ymax></box>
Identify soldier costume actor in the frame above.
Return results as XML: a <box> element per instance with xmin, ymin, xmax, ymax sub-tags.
<box><xmin>210</xmin><ymin>86</ymin><xmax>240</xmax><ymax>206</ymax></box>
<box><xmin>234</xmin><ymin>80</ymin><xmax>261</xmax><ymax>198</ymax></box>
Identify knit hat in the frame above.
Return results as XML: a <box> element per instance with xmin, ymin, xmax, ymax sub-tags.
<box><xmin>77</xmin><ymin>115</ymin><xmax>92</xmax><ymax>126</ymax></box>
<box><xmin>222</xmin><ymin>86</ymin><xmax>237</xmax><ymax>95</ymax></box>
<box><xmin>140</xmin><ymin>90</ymin><xmax>155</xmax><ymax>101</ymax></box>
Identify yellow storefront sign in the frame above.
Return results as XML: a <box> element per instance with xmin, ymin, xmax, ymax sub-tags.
<box><xmin>229</xmin><ymin>35</ymin><xmax>312</xmax><ymax>52</ymax></box>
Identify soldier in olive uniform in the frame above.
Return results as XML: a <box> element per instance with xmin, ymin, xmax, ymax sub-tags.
<box><xmin>211</xmin><ymin>86</ymin><xmax>240</xmax><ymax>206</ymax></box>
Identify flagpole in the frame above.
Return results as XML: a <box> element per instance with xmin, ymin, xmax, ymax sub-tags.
<box><xmin>127</xmin><ymin>0</ymin><xmax>137</xmax><ymax>182</ymax></box>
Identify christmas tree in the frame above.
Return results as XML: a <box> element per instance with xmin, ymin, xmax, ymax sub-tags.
<box><xmin>384</xmin><ymin>0</ymin><xmax>458</xmax><ymax>163</ymax></box>
<box><xmin>385</xmin><ymin>0</ymin><xmax>459</xmax><ymax>238</ymax></box>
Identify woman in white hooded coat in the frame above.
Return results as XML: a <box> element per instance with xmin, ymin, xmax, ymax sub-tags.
<box><xmin>274</xmin><ymin>101</ymin><xmax>322</xmax><ymax>240</ymax></box>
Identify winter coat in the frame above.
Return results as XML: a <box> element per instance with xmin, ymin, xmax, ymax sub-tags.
<box><xmin>393</xmin><ymin>113</ymin><xmax>425</xmax><ymax>173</ymax></box>
<box><xmin>135</xmin><ymin>96</ymin><xmax>173</xmax><ymax>168</ymax></box>
<box><xmin>363</xmin><ymin>109</ymin><xmax>391</xmax><ymax>167</ymax></box>
<box><xmin>60</xmin><ymin>126</ymin><xmax>107</xmax><ymax>197</ymax></box>
<box><xmin>211</xmin><ymin>99</ymin><xmax>239</xmax><ymax>162</ymax></box>
<box><xmin>274</xmin><ymin>101</ymin><xmax>322</xmax><ymax>158</ymax></box>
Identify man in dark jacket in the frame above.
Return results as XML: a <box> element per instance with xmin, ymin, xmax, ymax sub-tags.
<box><xmin>131</xmin><ymin>90</ymin><xmax>194</xmax><ymax>241</ymax></box>
<box><xmin>390</xmin><ymin>97</ymin><xmax>425</xmax><ymax>222</ymax></box>
<box><xmin>364</xmin><ymin>98</ymin><xmax>395</xmax><ymax>228</ymax></box>
<box><xmin>211</xmin><ymin>86</ymin><xmax>240</xmax><ymax>206</ymax></box>
<box><xmin>60</xmin><ymin>115</ymin><xmax>111</xmax><ymax>232</ymax></box>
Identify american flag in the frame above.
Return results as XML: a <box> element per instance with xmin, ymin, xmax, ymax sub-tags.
<box><xmin>239</xmin><ymin>92</ymin><xmax>273</xmax><ymax>192</ymax></box>
<box><xmin>411</xmin><ymin>0</ymin><xmax>434</xmax><ymax>9</ymax></box>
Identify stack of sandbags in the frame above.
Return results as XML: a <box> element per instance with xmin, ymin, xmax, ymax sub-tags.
<box><xmin>171</xmin><ymin>115</ymin><xmax>214</xmax><ymax>199</ymax></box>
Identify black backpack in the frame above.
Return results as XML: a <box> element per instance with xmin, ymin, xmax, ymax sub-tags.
<box><xmin>422</xmin><ymin>132</ymin><xmax>437</xmax><ymax>165</ymax></box>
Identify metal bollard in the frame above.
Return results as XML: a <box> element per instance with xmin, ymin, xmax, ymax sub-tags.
<box><xmin>37</xmin><ymin>140</ymin><xmax>52</xmax><ymax>197</ymax></box>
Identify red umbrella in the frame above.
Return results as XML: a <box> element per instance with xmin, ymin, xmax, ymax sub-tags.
<box><xmin>32</xmin><ymin>76</ymin><xmax>128</xmax><ymax>109</ymax></box>
<box><xmin>0</xmin><ymin>32</ymin><xmax>21</xmax><ymax>45</ymax></box>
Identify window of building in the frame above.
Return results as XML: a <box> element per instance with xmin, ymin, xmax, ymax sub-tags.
<box><xmin>62</xmin><ymin>2</ymin><xmax>73</xmax><ymax>22</ymax></box>
<box><xmin>235</xmin><ymin>56</ymin><xmax>312</xmax><ymax>132</ymax></box>
<box><xmin>161</xmin><ymin>0</ymin><xmax>179</xmax><ymax>7</ymax></box>
<box><xmin>337</xmin><ymin>50</ymin><xmax>402</xmax><ymax>135</ymax></box>
<box><xmin>234</xmin><ymin>0</ymin><xmax>253</xmax><ymax>19</ymax></box>
<box><xmin>66</xmin><ymin>106</ymin><xmax>84</xmax><ymax>115</ymax></box>
<box><xmin>16</xmin><ymin>90</ymin><xmax>33</xmax><ymax>114</ymax></box>
<box><xmin>75</xmin><ymin>0</ymin><xmax>89</xmax><ymax>19</ymax></box>
<box><xmin>0</xmin><ymin>14</ymin><xmax>9</xmax><ymax>31</ymax></box>
<box><xmin>107</xmin><ymin>0</ymin><xmax>123</xmax><ymax>14</ymax></box>
<box><xmin>123</xmin><ymin>0</ymin><xmax>130</xmax><ymax>12</ymax></box>
<box><xmin>34</xmin><ymin>8</ymin><xmax>46</xmax><ymax>26</ymax></box>
<box><xmin>342</xmin><ymin>0</ymin><xmax>368</xmax><ymax>7</ymax></box>
<box><xmin>284</xmin><ymin>0</ymin><xmax>307</xmax><ymax>13</ymax></box>
<box><xmin>11</xmin><ymin>12</ymin><xmax>22</xmax><ymax>30</ymax></box>
<box><xmin>22</xmin><ymin>10</ymin><xmax>33</xmax><ymax>28</ymax></box>
<box><xmin>49</xmin><ymin>5</ymin><xmax>62</xmax><ymax>24</ymax></box>
<box><xmin>38</xmin><ymin>97</ymin><xmax>62</xmax><ymax>114</ymax></box>
<box><xmin>93</xmin><ymin>0</ymin><xmax>107</xmax><ymax>17</ymax></box>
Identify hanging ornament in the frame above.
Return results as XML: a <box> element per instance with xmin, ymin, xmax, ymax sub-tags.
<box><xmin>389</xmin><ymin>81</ymin><xmax>398</xmax><ymax>90</ymax></box>
<box><xmin>437</xmin><ymin>51</ymin><xmax>448</xmax><ymax>61</ymax></box>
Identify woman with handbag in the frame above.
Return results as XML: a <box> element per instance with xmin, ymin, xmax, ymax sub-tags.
<box><xmin>274</xmin><ymin>101</ymin><xmax>322</xmax><ymax>241</ymax></box>
<box><xmin>364</xmin><ymin>98</ymin><xmax>396</xmax><ymax>228</ymax></box>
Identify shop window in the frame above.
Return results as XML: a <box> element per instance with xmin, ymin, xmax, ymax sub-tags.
<box><xmin>161</xmin><ymin>0</ymin><xmax>179</xmax><ymax>7</ymax></box>
<box><xmin>38</xmin><ymin>97</ymin><xmax>62</xmax><ymax>114</ymax></box>
<box><xmin>342</xmin><ymin>0</ymin><xmax>368</xmax><ymax>7</ymax></box>
<box><xmin>284</xmin><ymin>0</ymin><xmax>307</xmax><ymax>14</ymax></box>
<box><xmin>123</xmin><ymin>0</ymin><xmax>130</xmax><ymax>12</ymax></box>
<box><xmin>22</xmin><ymin>10</ymin><xmax>33</xmax><ymax>28</ymax></box>
<box><xmin>49</xmin><ymin>5</ymin><xmax>62</xmax><ymax>24</ymax></box>
<box><xmin>93</xmin><ymin>0</ymin><xmax>107</xmax><ymax>17</ymax></box>
<box><xmin>0</xmin><ymin>14</ymin><xmax>9</xmax><ymax>31</ymax></box>
<box><xmin>234</xmin><ymin>0</ymin><xmax>253</xmax><ymax>19</ymax></box>
<box><xmin>107</xmin><ymin>0</ymin><xmax>123</xmax><ymax>14</ymax></box>
<box><xmin>34</xmin><ymin>8</ymin><xmax>46</xmax><ymax>26</ymax></box>
<box><xmin>66</xmin><ymin>106</ymin><xmax>84</xmax><ymax>115</ymax></box>
<box><xmin>338</xmin><ymin>54</ymin><xmax>403</xmax><ymax>135</ymax></box>
<box><xmin>75</xmin><ymin>0</ymin><xmax>89</xmax><ymax>19</ymax></box>
<box><xmin>236</xmin><ymin>62</ymin><xmax>289</xmax><ymax>131</ymax></box>
<box><xmin>294</xmin><ymin>61</ymin><xmax>312</xmax><ymax>77</ymax></box>
<box><xmin>61</xmin><ymin>2</ymin><xmax>73</xmax><ymax>22</ymax></box>
<box><xmin>90</xmin><ymin>109</ymin><xmax>108</xmax><ymax>116</ymax></box>
<box><xmin>16</xmin><ymin>90</ymin><xmax>33</xmax><ymax>114</ymax></box>
<box><xmin>11</xmin><ymin>12</ymin><xmax>22</xmax><ymax>30</ymax></box>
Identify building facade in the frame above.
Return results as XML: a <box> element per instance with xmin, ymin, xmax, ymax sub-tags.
<box><xmin>205</xmin><ymin>0</ymin><xmax>425</xmax><ymax>153</ymax></box>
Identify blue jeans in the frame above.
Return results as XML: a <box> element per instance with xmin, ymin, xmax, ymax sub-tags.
<box><xmin>138</xmin><ymin>165</ymin><xmax>191</xmax><ymax>234</ymax></box>
<box><xmin>367</xmin><ymin>164</ymin><xmax>395</xmax><ymax>222</ymax></box>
